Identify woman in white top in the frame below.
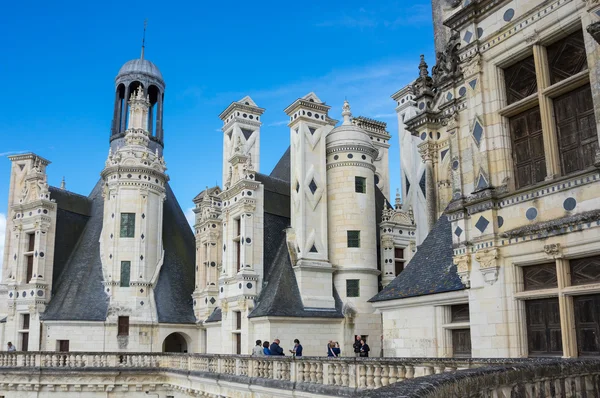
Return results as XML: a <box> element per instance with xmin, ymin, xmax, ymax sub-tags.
<box><xmin>252</xmin><ymin>340</ymin><xmax>265</xmax><ymax>356</ymax></box>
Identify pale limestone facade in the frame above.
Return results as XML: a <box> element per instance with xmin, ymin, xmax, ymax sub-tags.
<box><xmin>376</xmin><ymin>0</ymin><xmax>600</xmax><ymax>359</ymax></box>
<box><xmin>199</xmin><ymin>96</ymin><xmax>415</xmax><ymax>358</ymax></box>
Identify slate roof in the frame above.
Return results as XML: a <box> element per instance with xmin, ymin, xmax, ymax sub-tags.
<box><xmin>44</xmin><ymin>181</ymin><xmax>196</xmax><ymax>323</ymax></box>
<box><xmin>193</xmin><ymin>186</ymin><xmax>220</xmax><ymax>202</ymax></box>
<box><xmin>205</xmin><ymin>307</ymin><xmax>222</xmax><ymax>323</ymax></box>
<box><xmin>369</xmin><ymin>214</ymin><xmax>465</xmax><ymax>302</ymax></box>
<box><xmin>43</xmin><ymin>180</ymin><xmax>109</xmax><ymax>321</ymax></box>
<box><xmin>248</xmin><ymin>213</ymin><xmax>344</xmax><ymax>319</ymax></box>
<box><xmin>269</xmin><ymin>146</ymin><xmax>290</xmax><ymax>181</ymax></box>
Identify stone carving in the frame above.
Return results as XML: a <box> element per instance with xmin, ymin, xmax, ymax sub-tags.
<box><xmin>543</xmin><ymin>243</ymin><xmax>561</xmax><ymax>257</ymax></box>
<box><xmin>432</xmin><ymin>31</ymin><xmax>462</xmax><ymax>86</ymax></box>
<box><xmin>587</xmin><ymin>22</ymin><xmax>600</xmax><ymax>44</ymax></box>
<box><xmin>460</xmin><ymin>52</ymin><xmax>482</xmax><ymax>77</ymax></box>
<box><xmin>453</xmin><ymin>254</ymin><xmax>471</xmax><ymax>287</ymax></box>
<box><xmin>475</xmin><ymin>248</ymin><xmax>499</xmax><ymax>285</ymax></box>
<box><xmin>448</xmin><ymin>0</ymin><xmax>462</xmax><ymax>7</ymax></box>
<box><xmin>411</xmin><ymin>55</ymin><xmax>435</xmax><ymax>98</ymax></box>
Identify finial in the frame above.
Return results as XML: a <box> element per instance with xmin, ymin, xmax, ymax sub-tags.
<box><xmin>141</xmin><ymin>19</ymin><xmax>148</xmax><ymax>60</ymax></box>
<box><xmin>60</xmin><ymin>177</ymin><xmax>66</xmax><ymax>190</ymax></box>
<box><xmin>395</xmin><ymin>188</ymin><xmax>402</xmax><ymax>209</ymax></box>
<box><xmin>342</xmin><ymin>99</ymin><xmax>352</xmax><ymax>125</ymax></box>
<box><xmin>418</xmin><ymin>55</ymin><xmax>429</xmax><ymax>78</ymax></box>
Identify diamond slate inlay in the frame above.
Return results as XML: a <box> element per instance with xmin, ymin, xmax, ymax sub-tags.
<box><xmin>209</xmin><ymin>297</ymin><xmax>216</xmax><ymax>305</ymax></box>
<box><xmin>459</xmin><ymin>87</ymin><xmax>467</xmax><ymax>97</ymax></box>
<box><xmin>464</xmin><ymin>30</ymin><xmax>473</xmax><ymax>43</ymax></box>
<box><xmin>454</xmin><ymin>226</ymin><xmax>463</xmax><ymax>237</ymax></box>
<box><xmin>446</xmin><ymin>92</ymin><xmax>453</xmax><ymax>101</ymax></box>
<box><xmin>469</xmin><ymin>79</ymin><xmax>477</xmax><ymax>90</ymax></box>
<box><xmin>475</xmin><ymin>216</ymin><xmax>489</xmax><ymax>233</ymax></box>
<box><xmin>309</xmin><ymin>179</ymin><xmax>318</xmax><ymax>194</ymax></box>
<box><xmin>440</xmin><ymin>149</ymin><xmax>449</xmax><ymax>160</ymax></box>
<box><xmin>419</xmin><ymin>172</ymin><xmax>427</xmax><ymax>199</ymax></box>
<box><xmin>405</xmin><ymin>175</ymin><xmax>411</xmax><ymax>194</ymax></box>
<box><xmin>472</xmin><ymin>120</ymin><xmax>484</xmax><ymax>146</ymax></box>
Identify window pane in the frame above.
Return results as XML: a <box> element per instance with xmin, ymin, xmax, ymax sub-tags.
<box><xmin>509</xmin><ymin>107</ymin><xmax>547</xmax><ymax>189</ymax></box>
<box><xmin>120</xmin><ymin>261</ymin><xmax>131</xmax><ymax>287</ymax></box>
<box><xmin>118</xmin><ymin>316</ymin><xmax>129</xmax><ymax>336</ymax></box>
<box><xmin>554</xmin><ymin>85</ymin><xmax>599</xmax><ymax>175</ymax></box>
<box><xmin>547</xmin><ymin>30</ymin><xmax>587</xmax><ymax>85</ymax></box>
<box><xmin>346</xmin><ymin>280</ymin><xmax>360</xmax><ymax>297</ymax></box>
<box><xmin>571</xmin><ymin>256</ymin><xmax>600</xmax><ymax>286</ymax></box>
<box><xmin>355</xmin><ymin>177</ymin><xmax>366</xmax><ymax>193</ymax></box>
<box><xmin>120</xmin><ymin>213</ymin><xmax>135</xmax><ymax>238</ymax></box>
<box><xmin>525</xmin><ymin>298</ymin><xmax>563</xmax><ymax>356</ymax></box>
<box><xmin>504</xmin><ymin>56</ymin><xmax>537</xmax><ymax>105</ymax></box>
<box><xmin>523</xmin><ymin>263</ymin><xmax>557</xmax><ymax>291</ymax></box>
<box><xmin>574</xmin><ymin>295</ymin><xmax>600</xmax><ymax>356</ymax></box>
<box><xmin>347</xmin><ymin>231</ymin><xmax>360</xmax><ymax>248</ymax></box>
<box><xmin>451</xmin><ymin>304</ymin><xmax>470</xmax><ymax>322</ymax></box>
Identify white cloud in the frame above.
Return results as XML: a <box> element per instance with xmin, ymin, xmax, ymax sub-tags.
<box><xmin>267</xmin><ymin>120</ymin><xmax>290</xmax><ymax>127</ymax></box>
<box><xmin>185</xmin><ymin>207</ymin><xmax>195</xmax><ymax>228</ymax></box>
<box><xmin>0</xmin><ymin>213</ymin><xmax>5</xmax><ymax>277</ymax></box>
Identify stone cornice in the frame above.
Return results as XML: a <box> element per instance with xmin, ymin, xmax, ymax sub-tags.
<box><xmin>219</xmin><ymin>102</ymin><xmax>265</xmax><ymax>121</ymax></box>
<box><xmin>326</xmin><ymin>161</ymin><xmax>376</xmax><ymax>172</ymax></box>
<box><xmin>443</xmin><ymin>0</ymin><xmax>509</xmax><ymax>31</ymax></box>
<box><xmin>284</xmin><ymin>98</ymin><xmax>331</xmax><ymax>116</ymax></box>
<box><xmin>7</xmin><ymin>153</ymin><xmax>51</xmax><ymax>165</ymax></box>
<box><xmin>222</xmin><ymin>117</ymin><xmax>262</xmax><ymax>132</ymax></box>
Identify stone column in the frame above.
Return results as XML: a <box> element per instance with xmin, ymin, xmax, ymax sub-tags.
<box><xmin>419</xmin><ymin>143</ymin><xmax>437</xmax><ymax>233</ymax></box>
<box><xmin>532</xmin><ymin>45</ymin><xmax>561</xmax><ymax>179</ymax></box>
<box><xmin>120</xmin><ymin>86</ymin><xmax>130</xmax><ymax>133</ymax></box>
<box><xmin>581</xmin><ymin>10</ymin><xmax>600</xmax><ymax>165</ymax></box>
<box><xmin>556</xmin><ymin>257</ymin><xmax>577</xmax><ymax>358</ymax></box>
<box><xmin>156</xmin><ymin>93</ymin><xmax>163</xmax><ymax>142</ymax></box>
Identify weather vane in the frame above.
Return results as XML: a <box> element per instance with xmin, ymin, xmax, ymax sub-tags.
<box><xmin>141</xmin><ymin>19</ymin><xmax>148</xmax><ymax>60</ymax></box>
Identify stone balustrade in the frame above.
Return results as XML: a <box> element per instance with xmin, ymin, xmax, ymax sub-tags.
<box><xmin>0</xmin><ymin>352</ymin><xmax>572</xmax><ymax>397</ymax></box>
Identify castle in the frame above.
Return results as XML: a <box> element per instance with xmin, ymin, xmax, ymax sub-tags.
<box><xmin>0</xmin><ymin>53</ymin><xmax>414</xmax><ymax>356</ymax></box>
<box><xmin>2</xmin><ymin>0</ymin><xmax>600</xmax><ymax>361</ymax></box>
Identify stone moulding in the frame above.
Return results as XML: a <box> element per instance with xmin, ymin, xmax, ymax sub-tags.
<box><xmin>475</xmin><ymin>248</ymin><xmax>499</xmax><ymax>285</ymax></box>
<box><xmin>501</xmin><ymin>209</ymin><xmax>600</xmax><ymax>239</ymax></box>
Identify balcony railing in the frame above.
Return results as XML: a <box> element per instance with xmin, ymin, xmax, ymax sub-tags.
<box><xmin>0</xmin><ymin>352</ymin><xmax>571</xmax><ymax>396</ymax></box>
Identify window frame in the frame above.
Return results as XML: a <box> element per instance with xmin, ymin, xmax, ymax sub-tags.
<box><xmin>355</xmin><ymin>176</ymin><xmax>367</xmax><ymax>194</ymax></box>
<box><xmin>498</xmin><ymin>27</ymin><xmax>596</xmax><ymax>191</ymax></box>
<box><xmin>120</xmin><ymin>213</ymin><xmax>136</xmax><ymax>238</ymax></box>
<box><xmin>120</xmin><ymin>261</ymin><xmax>131</xmax><ymax>287</ymax></box>
<box><xmin>347</xmin><ymin>230</ymin><xmax>360</xmax><ymax>248</ymax></box>
<box><xmin>346</xmin><ymin>279</ymin><xmax>360</xmax><ymax>298</ymax></box>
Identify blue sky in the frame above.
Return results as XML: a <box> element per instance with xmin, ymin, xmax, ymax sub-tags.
<box><xmin>0</xmin><ymin>0</ymin><xmax>435</xmax><ymax>267</ymax></box>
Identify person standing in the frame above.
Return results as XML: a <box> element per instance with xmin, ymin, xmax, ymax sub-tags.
<box><xmin>333</xmin><ymin>341</ymin><xmax>341</xmax><ymax>357</ymax></box>
<box><xmin>269</xmin><ymin>339</ymin><xmax>284</xmax><ymax>356</ymax></box>
<box><xmin>6</xmin><ymin>342</ymin><xmax>15</xmax><ymax>352</ymax></box>
<box><xmin>253</xmin><ymin>340</ymin><xmax>265</xmax><ymax>356</ymax></box>
<box><xmin>327</xmin><ymin>342</ymin><xmax>337</xmax><ymax>357</ymax></box>
<box><xmin>290</xmin><ymin>339</ymin><xmax>303</xmax><ymax>357</ymax></box>
<box><xmin>263</xmin><ymin>341</ymin><xmax>271</xmax><ymax>355</ymax></box>
<box><xmin>359</xmin><ymin>339</ymin><xmax>370</xmax><ymax>358</ymax></box>
<box><xmin>353</xmin><ymin>336</ymin><xmax>362</xmax><ymax>357</ymax></box>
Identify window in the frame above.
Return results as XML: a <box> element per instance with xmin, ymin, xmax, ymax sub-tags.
<box><xmin>235</xmin><ymin>333</ymin><xmax>241</xmax><ymax>355</ymax></box>
<box><xmin>57</xmin><ymin>340</ymin><xmax>69</xmax><ymax>352</ymax></box>
<box><xmin>346</xmin><ymin>279</ymin><xmax>360</xmax><ymax>297</ymax></box>
<box><xmin>347</xmin><ymin>231</ymin><xmax>360</xmax><ymax>248</ymax></box>
<box><xmin>120</xmin><ymin>213</ymin><xmax>135</xmax><ymax>238</ymax></box>
<box><xmin>120</xmin><ymin>261</ymin><xmax>131</xmax><ymax>287</ymax></box>
<box><xmin>21</xmin><ymin>314</ymin><xmax>30</xmax><ymax>330</ymax></box>
<box><xmin>504</xmin><ymin>55</ymin><xmax>537</xmax><ymax>105</ymax></box>
<box><xmin>355</xmin><ymin>176</ymin><xmax>366</xmax><ymax>193</ymax></box>
<box><xmin>574</xmin><ymin>294</ymin><xmax>600</xmax><ymax>356</ymax></box>
<box><xmin>554</xmin><ymin>85</ymin><xmax>598</xmax><ymax>174</ymax></box>
<box><xmin>509</xmin><ymin>107</ymin><xmax>546</xmax><ymax>189</ymax></box>
<box><xmin>235</xmin><ymin>311</ymin><xmax>242</xmax><ymax>330</ymax></box>
<box><xmin>118</xmin><ymin>316</ymin><xmax>129</xmax><ymax>336</ymax></box>
<box><xmin>20</xmin><ymin>332</ymin><xmax>29</xmax><ymax>352</ymax></box>
<box><xmin>25</xmin><ymin>233</ymin><xmax>35</xmax><ymax>283</ymax></box>
<box><xmin>234</xmin><ymin>218</ymin><xmax>241</xmax><ymax>272</ymax></box>
<box><xmin>523</xmin><ymin>263</ymin><xmax>557</xmax><ymax>291</ymax></box>
<box><xmin>394</xmin><ymin>247</ymin><xmax>405</xmax><ymax>276</ymax></box>
<box><xmin>570</xmin><ymin>256</ymin><xmax>600</xmax><ymax>286</ymax></box>
<box><xmin>525</xmin><ymin>298</ymin><xmax>562</xmax><ymax>356</ymax></box>
<box><xmin>503</xmin><ymin>29</ymin><xmax>597</xmax><ymax>189</ymax></box>
<box><xmin>451</xmin><ymin>304</ymin><xmax>470</xmax><ymax>323</ymax></box>
<box><xmin>452</xmin><ymin>329</ymin><xmax>472</xmax><ymax>357</ymax></box>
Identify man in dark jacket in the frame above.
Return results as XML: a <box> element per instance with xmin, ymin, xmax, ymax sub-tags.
<box><xmin>353</xmin><ymin>335</ymin><xmax>362</xmax><ymax>357</ymax></box>
<box><xmin>269</xmin><ymin>339</ymin><xmax>285</xmax><ymax>355</ymax></box>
